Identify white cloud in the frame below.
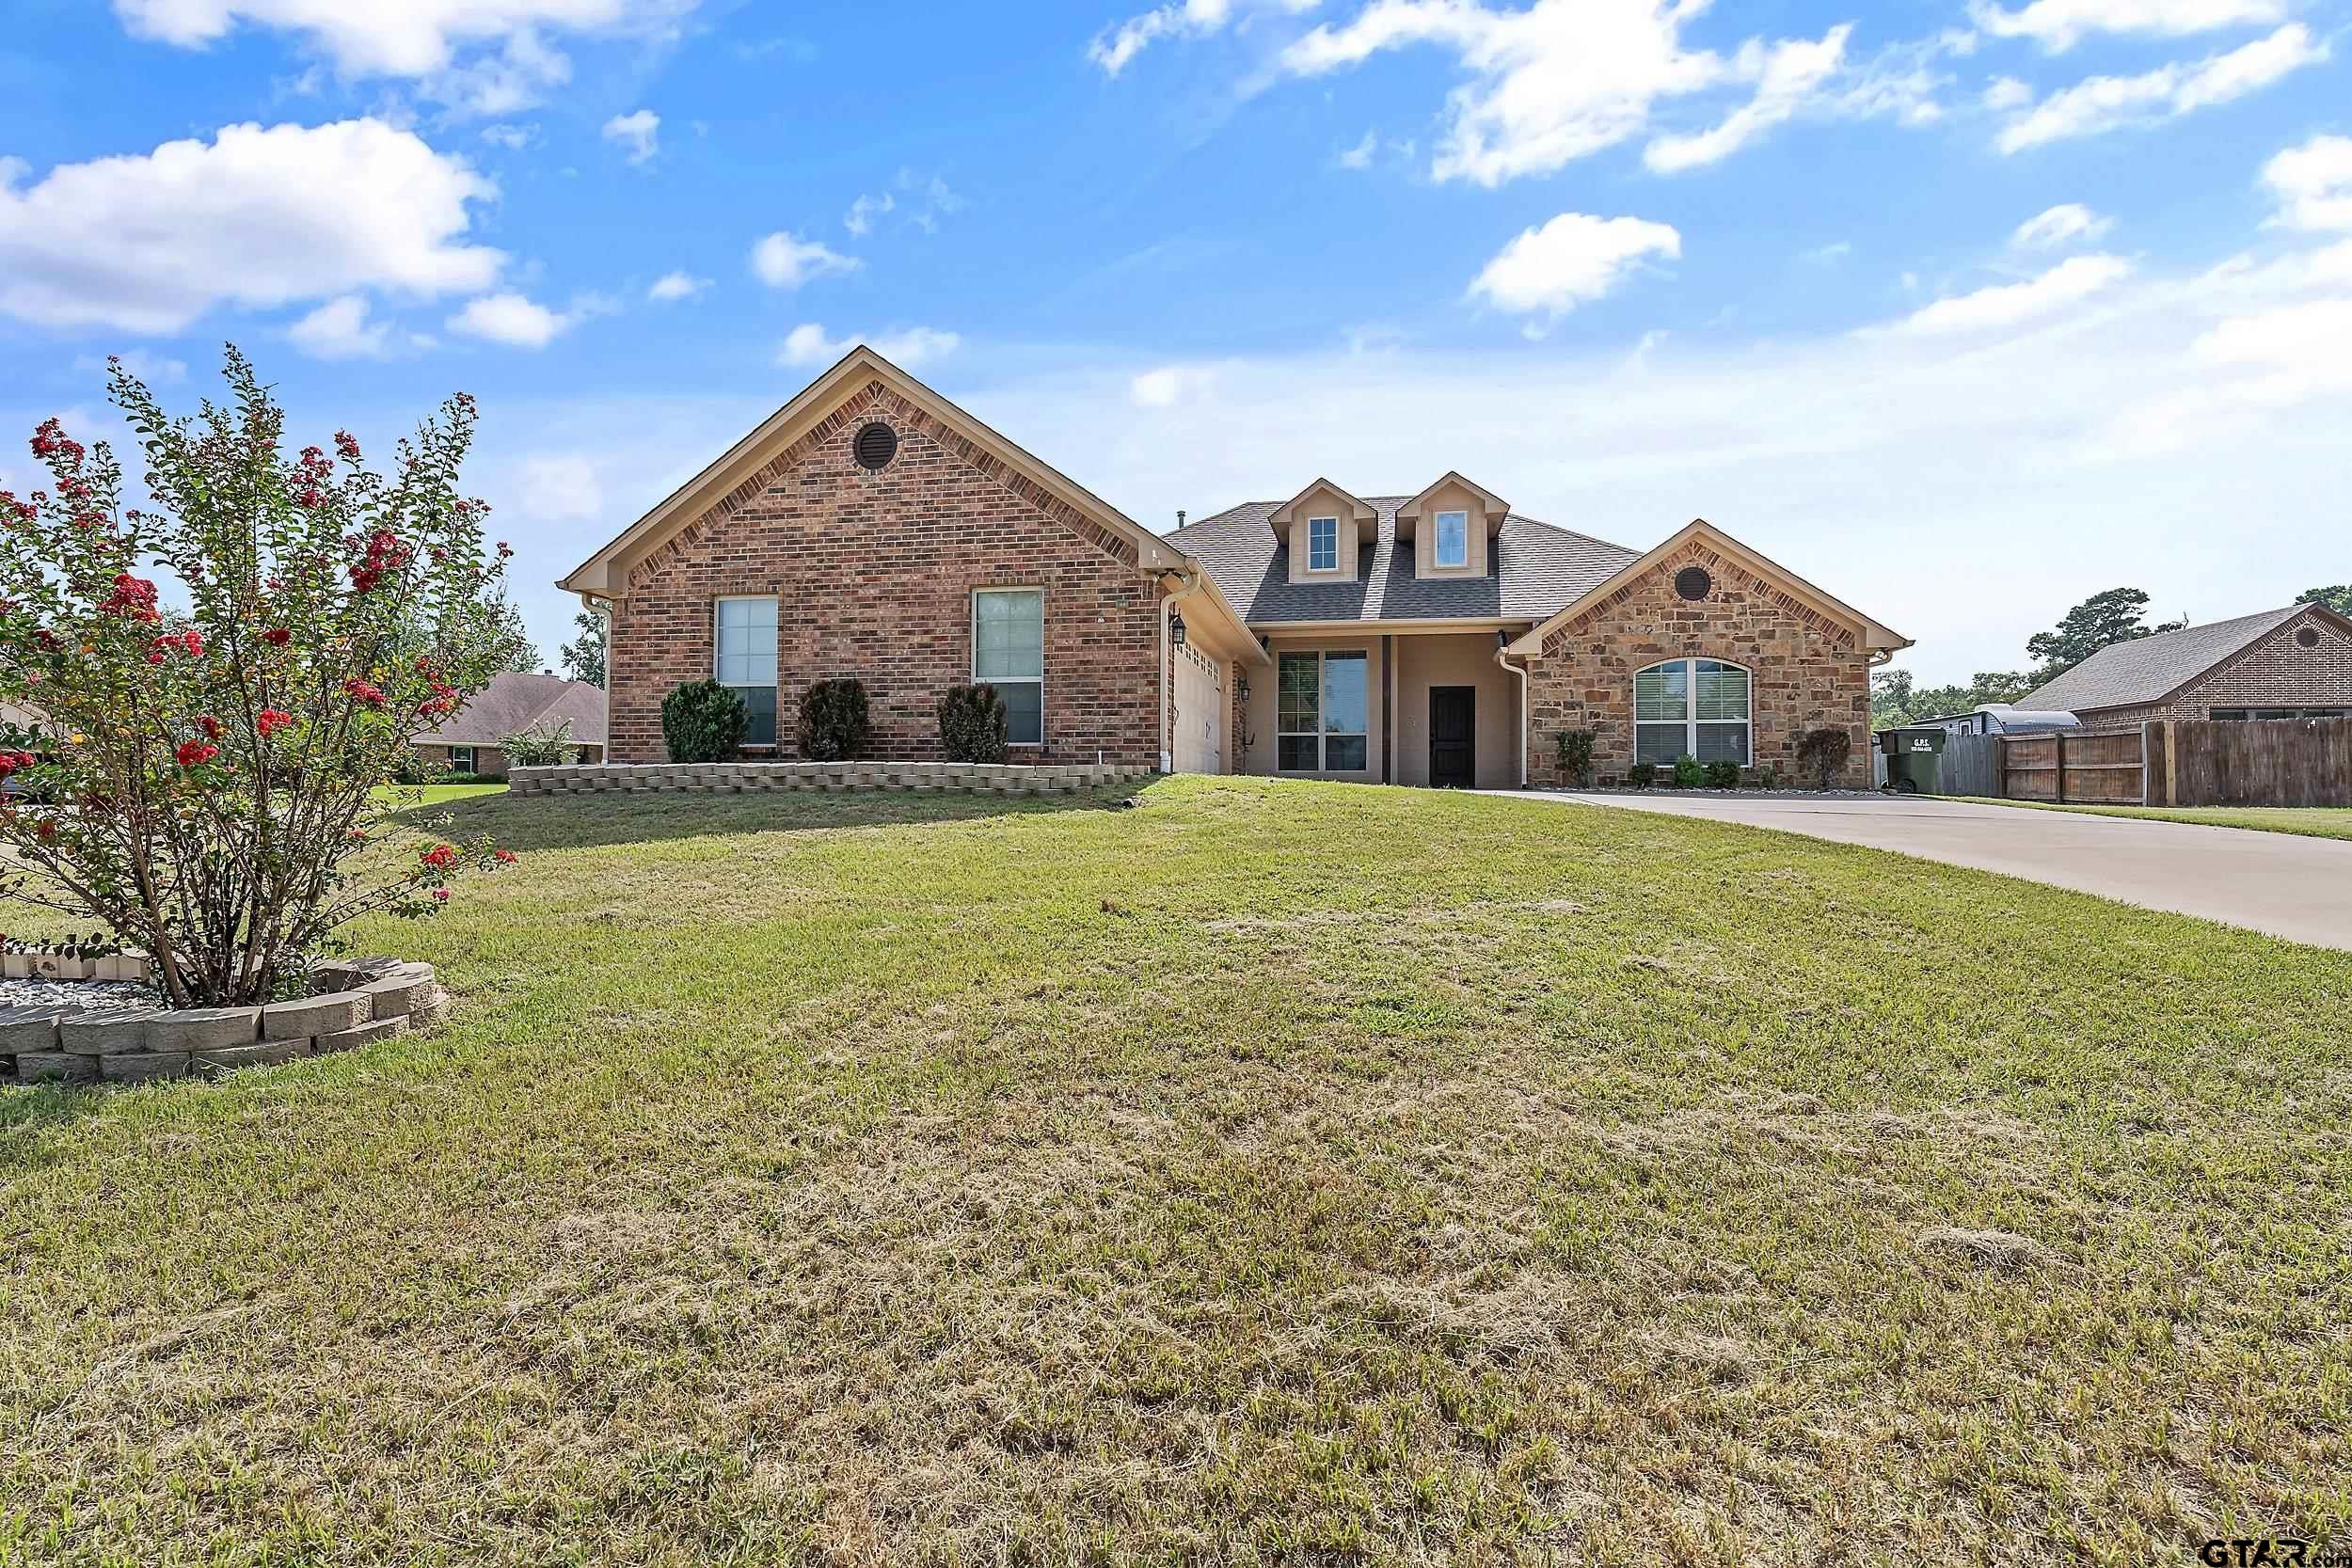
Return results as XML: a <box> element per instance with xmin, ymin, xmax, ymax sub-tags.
<box><xmin>1088</xmin><ymin>0</ymin><xmax>1314</xmax><ymax>75</ymax></box>
<box><xmin>844</xmin><ymin>191</ymin><xmax>893</xmax><ymax>235</ymax></box>
<box><xmin>110</xmin><ymin>0</ymin><xmax>697</xmax><ymax>113</ymax></box>
<box><xmin>749</xmin><ymin>231</ymin><xmax>859</xmax><ymax>289</ymax></box>
<box><xmin>645</xmin><ymin>270</ymin><xmax>707</xmax><ymax>303</ymax></box>
<box><xmin>1969</xmin><ymin>0</ymin><xmax>2284</xmax><ymax>53</ymax></box>
<box><xmin>898</xmin><ymin>169</ymin><xmax>964</xmax><ymax>234</ymax></box>
<box><xmin>777</xmin><ymin>324</ymin><xmax>960</xmax><ymax>370</ymax></box>
<box><xmin>1894</xmin><ymin>253</ymin><xmax>2134</xmax><ymax>333</ymax></box>
<box><xmin>0</xmin><ymin>118</ymin><xmax>501</xmax><ymax>334</ymax></box>
<box><xmin>1982</xmin><ymin>75</ymin><xmax>2033</xmax><ymax>109</ymax></box>
<box><xmin>2263</xmin><ymin>135</ymin><xmax>2352</xmax><ymax>232</ymax></box>
<box><xmin>446</xmin><ymin>291</ymin><xmax>573</xmax><ymax>349</ymax></box>
<box><xmin>2012</xmin><ymin>202</ymin><xmax>2114</xmax><ymax>249</ymax></box>
<box><xmin>516</xmin><ymin>452</ymin><xmax>603</xmax><ymax>520</ymax></box>
<box><xmin>1468</xmin><ymin>213</ymin><xmax>1680</xmax><ymax>329</ymax></box>
<box><xmin>601</xmin><ymin>107</ymin><xmax>659</xmax><ymax>165</ymax></box>
<box><xmin>480</xmin><ymin>122</ymin><xmax>537</xmax><ymax>150</ymax></box>
<box><xmin>2188</xmin><ymin>295</ymin><xmax>2352</xmax><ymax>404</ymax></box>
<box><xmin>1645</xmin><ymin>25</ymin><xmax>1851</xmax><ymax>173</ymax></box>
<box><xmin>1995</xmin><ymin>24</ymin><xmax>2326</xmax><ymax>152</ymax></box>
<box><xmin>1337</xmin><ymin>129</ymin><xmax>1377</xmax><ymax>169</ymax></box>
<box><xmin>1131</xmin><ymin>365</ymin><xmax>1217</xmax><ymax>406</ymax></box>
<box><xmin>72</xmin><ymin>350</ymin><xmax>186</xmax><ymax>384</ymax></box>
<box><xmin>289</xmin><ymin>294</ymin><xmax>391</xmax><ymax>358</ymax></box>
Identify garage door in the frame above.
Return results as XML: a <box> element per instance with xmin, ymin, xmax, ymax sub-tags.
<box><xmin>1171</xmin><ymin>643</ymin><xmax>1224</xmax><ymax>774</ymax></box>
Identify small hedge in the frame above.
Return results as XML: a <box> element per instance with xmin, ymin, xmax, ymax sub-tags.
<box><xmin>938</xmin><ymin>683</ymin><xmax>1009</xmax><ymax>764</ymax></box>
<box><xmin>662</xmin><ymin>678</ymin><xmax>749</xmax><ymax>763</ymax></box>
<box><xmin>1628</xmin><ymin>761</ymin><xmax>1658</xmax><ymax>788</ymax></box>
<box><xmin>798</xmin><ymin>678</ymin><xmax>873</xmax><ymax>762</ymax></box>
<box><xmin>1795</xmin><ymin>727</ymin><xmax>1854</xmax><ymax>790</ymax></box>
<box><xmin>1704</xmin><ymin>757</ymin><xmax>1740</xmax><ymax>789</ymax></box>
<box><xmin>1553</xmin><ymin>729</ymin><xmax>1596</xmax><ymax>787</ymax></box>
<box><xmin>1671</xmin><ymin>753</ymin><xmax>1706</xmax><ymax>789</ymax></box>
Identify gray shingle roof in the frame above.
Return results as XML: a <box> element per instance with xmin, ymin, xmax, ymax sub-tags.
<box><xmin>2019</xmin><ymin>605</ymin><xmax>2306</xmax><ymax>714</ymax></box>
<box><xmin>1168</xmin><ymin>497</ymin><xmax>1637</xmax><ymax>625</ymax></box>
<box><xmin>419</xmin><ymin>671</ymin><xmax>608</xmax><ymax>749</ymax></box>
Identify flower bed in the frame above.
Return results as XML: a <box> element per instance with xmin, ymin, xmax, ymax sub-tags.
<box><xmin>2</xmin><ymin>958</ymin><xmax>445</xmax><ymax>1086</ymax></box>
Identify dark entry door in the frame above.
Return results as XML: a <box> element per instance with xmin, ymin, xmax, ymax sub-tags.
<box><xmin>1430</xmin><ymin>686</ymin><xmax>1475</xmax><ymax>788</ymax></box>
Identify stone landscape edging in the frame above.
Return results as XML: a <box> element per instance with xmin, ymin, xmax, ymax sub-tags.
<box><xmin>3</xmin><ymin>957</ymin><xmax>446</xmax><ymax>1086</ymax></box>
<box><xmin>509</xmin><ymin>760</ymin><xmax>1154</xmax><ymax>799</ymax></box>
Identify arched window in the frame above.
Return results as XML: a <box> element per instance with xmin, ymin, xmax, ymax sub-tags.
<box><xmin>1634</xmin><ymin>658</ymin><xmax>1751</xmax><ymax>768</ymax></box>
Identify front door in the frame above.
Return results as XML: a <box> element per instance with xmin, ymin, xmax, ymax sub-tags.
<box><xmin>1430</xmin><ymin>686</ymin><xmax>1475</xmax><ymax>788</ymax></box>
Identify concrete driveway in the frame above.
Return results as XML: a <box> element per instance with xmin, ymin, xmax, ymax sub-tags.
<box><xmin>1510</xmin><ymin>791</ymin><xmax>2352</xmax><ymax>951</ymax></box>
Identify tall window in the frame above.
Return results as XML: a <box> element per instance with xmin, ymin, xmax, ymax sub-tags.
<box><xmin>714</xmin><ymin>595</ymin><xmax>779</xmax><ymax>745</ymax></box>
<box><xmin>1634</xmin><ymin>658</ymin><xmax>1750</xmax><ymax>766</ymax></box>
<box><xmin>450</xmin><ymin>746</ymin><xmax>476</xmax><ymax>774</ymax></box>
<box><xmin>974</xmin><ymin>589</ymin><xmax>1044</xmax><ymax>746</ymax></box>
<box><xmin>1308</xmin><ymin>516</ymin><xmax>1339</xmax><ymax>572</ymax></box>
<box><xmin>1277</xmin><ymin>650</ymin><xmax>1368</xmax><ymax>771</ymax></box>
<box><xmin>1434</xmin><ymin>509</ymin><xmax>1469</xmax><ymax>568</ymax></box>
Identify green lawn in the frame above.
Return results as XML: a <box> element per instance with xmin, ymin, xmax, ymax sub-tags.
<box><xmin>1960</xmin><ymin>796</ymin><xmax>2352</xmax><ymax>842</ymax></box>
<box><xmin>373</xmin><ymin>781</ymin><xmax>509</xmax><ymax>808</ymax></box>
<box><xmin>3</xmin><ymin>777</ymin><xmax>2348</xmax><ymax>1564</ymax></box>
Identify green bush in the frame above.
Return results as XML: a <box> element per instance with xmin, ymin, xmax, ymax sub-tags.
<box><xmin>1704</xmin><ymin>757</ymin><xmax>1740</xmax><ymax>789</ymax></box>
<box><xmin>1748</xmin><ymin>764</ymin><xmax>1778</xmax><ymax>790</ymax></box>
<box><xmin>1627</xmin><ymin>761</ymin><xmax>1658</xmax><ymax>788</ymax></box>
<box><xmin>661</xmin><ymin>678</ymin><xmax>748</xmax><ymax>763</ymax></box>
<box><xmin>1672</xmin><ymin>752</ymin><xmax>1706</xmax><ymax>789</ymax></box>
<box><xmin>937</xmin><ymin>683</ymin><xmax>1009</xmax><ymax>764</ymax></box>
<box><xmin>1794</xmin><ymin>727</ymin><xmax>1853</xmax><ymax>790</ymax></box>
<box><xmin>1553</xmin><ymin>728</ymin><xmax>1596</xmax><ymax>787</ymax></box>
<box><xmin>499</xmin><ymin>719</ymin><xmax>580</xmax><ymax>769</ymax></box>
<box><xmin>797</xmin><ymin>677</ymin><xmax>872</xmax><ymax>762</ymax></box>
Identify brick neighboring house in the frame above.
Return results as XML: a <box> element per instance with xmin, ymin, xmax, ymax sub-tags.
<box><xmin>562</xmin><ymin>345</ymin><xmax>1909</xmax><ymax>787</ymax></box>
<box><xmin>2018</xmin><ymin>604</ymin><xmax>2352</xmax><ymax>729</ymax></box>
<box><xmin>415</xmin><ymin>671</ymin><xmax>607</xmax><ymax>779</ymax></box>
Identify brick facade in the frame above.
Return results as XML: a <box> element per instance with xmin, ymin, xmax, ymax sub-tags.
<box><xmin>1523</xmin><ymin>541</ymin><xmax>1872</xmax><ymax>786</ymax></box>
<box><xmin>2068</xmin><ymin>606</ymin><xmax>2352</xmax><ymax>730</ymax></box>
<box><xmin>607</xmin><ymin>381</ymin><xmax>1165</xmax><ymax>767</ymax></box>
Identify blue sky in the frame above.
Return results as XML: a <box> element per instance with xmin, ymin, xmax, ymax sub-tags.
<box><xmin>3</xmin><ymin>0</ymin><xmax>2347</xmax><ymax>681</ymax></box>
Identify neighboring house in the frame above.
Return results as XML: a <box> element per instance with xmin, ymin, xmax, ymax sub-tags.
<box><xmin>414</xmin><ymin>671</ymin><xmax>607</xmax><ymax>778</ymax></box>
<box><xmin>2018</xmin><ymin>604</ymin><xmax>2352</xmax><ymax>730</ymax></box>
<box><xmin>1899</xmin><ymin>704</ymin><xmax>2079</xmax><ymax>737</ymax></box>
<box><xmin>560</xmin><ymin>346</ymin><xmax>1909</xmax><ymax>788</ymax></box>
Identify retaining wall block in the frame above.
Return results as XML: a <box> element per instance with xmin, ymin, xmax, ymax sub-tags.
<box><xmin>0</xmin><ymin>1005</ymin><xmax>72</xmax><ymax>1055</ymax></box>
<box><xmin>146</xmin><ymin>1006</ymin><xmax>262</xmax><ymax>1053</ymax></box>
<box><xmin>313</xmin><ymin>1014</ymin><xmax>410</xmax><ymax>1054</ymax></box>
<box><xmin>264</xmin><ymin>990</ymin><xmax>371</xmax><ymax>1040</ymax></box>
<box><xmin>16</xmin><ymin>1052</ymin><xmax>98</xmax><ymax>1085</ymax></box>
<box><xmin>359</xmin><ymin>966</ymin><xmax>437</xmax><ymax>1021</ymax></box>
<box><xmin>194</xmin><ymin>1038</ymin><xmax>310</xmax><ymax>1077</ymax></box>
<box><xmin>60</xmin><ymin>1007</ymin><xmax>166</xmax><ymax>1056</ymax></box>
<box><xmin>102</xmin><ymin>1052</ymin><xmax>191</xmax><ymax>1084</ymax></box>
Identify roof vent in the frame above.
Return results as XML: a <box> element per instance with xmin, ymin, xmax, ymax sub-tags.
<box><xmin>852</xmin><ymin>421</ymin><xmax>898</xmax><ymax>472</ymax></box>
<box><xmin>2298</xmin><ymin>626</ymin><xmax>2321</xmax><ymax>649</ymax></box>
<box><xmin>1674</xmin><ymin>566</ymin><xmax>1711</xmax><ymax>602</ymax></box>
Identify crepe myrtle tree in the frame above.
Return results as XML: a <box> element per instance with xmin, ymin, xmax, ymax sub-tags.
<box><xmin>0</xmin><ymin>349</ymin><xmax>517</xmax><ymax>1006</ymax></box>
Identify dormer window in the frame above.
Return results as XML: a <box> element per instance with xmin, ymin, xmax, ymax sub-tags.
<box><xmin>1435</xmin><ymin>510</ymin><xmax>1469</xmax><ymax>569</ymax></box>
<box><xmin>1308</xmin><ymin>516</ymin><xmax>1339</xmax><ymax>572</ymax></box>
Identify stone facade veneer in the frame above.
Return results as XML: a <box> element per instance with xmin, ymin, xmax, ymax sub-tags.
<box><xmin>509</xmin><ymin>760</ymin><xmax>1153</xmax><ymax>798</ymax></box>
<box><xmin>4</xmin><ymin>958</ymin><xmax>446</xmax><ymax>1086</ymax></box>
<box><xmin>1523</xmin><ymin>541</ymin><xmax>1874</xmax><ymax>789</ymax></box>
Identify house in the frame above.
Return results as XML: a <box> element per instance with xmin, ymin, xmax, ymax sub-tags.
<box><xmin>559</xmin><ymin>346</ymin><xmax>1908</xmax><ymax>788</ymax></box>
<box><xmin>2017</xmin><ymin>604</ymin><xmax>2352</xmax><ymax>730</ymax></box>
<box><xmin>414</xmin><ymin>671</ymin><xmax>607</xmax><ymax>778</ymax></box>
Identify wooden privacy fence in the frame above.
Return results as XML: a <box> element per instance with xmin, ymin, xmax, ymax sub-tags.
<box><xmin>1936</xmin><ymin>717</ymin><xmax>2352</xmax><ymax>808</ymax></box>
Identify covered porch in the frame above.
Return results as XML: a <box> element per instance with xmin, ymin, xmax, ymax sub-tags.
<box><xmin>1232</xmin><ymin>627</ymin><xmax>1529</xmax><ymax>789</ymax></box>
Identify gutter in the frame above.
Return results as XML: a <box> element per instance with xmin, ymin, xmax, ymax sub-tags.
<box><xmin>1494</xmin><ymin>631</ymin><xmax>1530</xmax><ymax>789</ymax></box>
<box><xmin>1159</xmin><ymin>568</ymin><xmax>1206</xmax><ymax>773</ymax></box>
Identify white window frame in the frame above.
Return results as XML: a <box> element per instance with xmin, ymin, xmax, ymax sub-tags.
<box><xmin>1276</xmin><ymin>649</ymin><xmax>1369</xmax><ymax>772</ymax></box>
<box><xmin>449</xmin><ymin>745</ymin><xmax>476</xmax><ymax>773</ymax></box>
<box><xmin>1634</xmin><ymin>657</ymin><xmax>1753</xmax><ymax>768</ymax></box>
<box><xmin>714</xmin><ymin>594</ymin><xmax>780</xmax><ymax>749</ymax></box>
<box><xmin>1434</xmin><ymin>509</ymin><xmax>1470</xmax><ymax>569</ymax></box>
<box><xmin>1307</xmin><ymin>515</ymin><xmax>1339</xmax><ymax>573</ymax></box>
<box><xmin>972</xmin><ymin>587</ymin><xmax>1044</xmax><ymax>749</ymax></box>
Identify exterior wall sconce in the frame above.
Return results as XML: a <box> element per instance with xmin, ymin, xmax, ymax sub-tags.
<box><xmin>1169</xmin><ymin>610</ymin><xmax>1187</xmax><ymax>648</ymax></box>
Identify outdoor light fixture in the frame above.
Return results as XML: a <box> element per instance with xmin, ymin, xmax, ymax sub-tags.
<box><xmin>1237</xmin><ymin>676</ymin><xmax>1250</xmax><ymax>701</ymax></box>
<box><xmin>1169</xmin><ymin>610</ymin><xmax>1186</xmax><ymax>648</ymax></box>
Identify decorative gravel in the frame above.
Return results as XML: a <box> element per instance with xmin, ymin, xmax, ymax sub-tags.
<box><xmin>0</xmin><ymin>975</ymin><xmax>159</xmax><ymax>1011</ymax></box>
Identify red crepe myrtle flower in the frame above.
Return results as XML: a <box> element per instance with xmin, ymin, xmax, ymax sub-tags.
<box><xmin>101</xmin><ymin>574</ymin><xmax>161</xmax><ymax>622</ymax></box>
<box><xmin>494</xmin><ymin>848</ymin><xmax>517</xmax><ymax>864</ymax></box>
<box><xmin>181</xmin><ymin>628</ymin><xmax>204</xmax><ymax>658</ymax></box>
<box><xmin>432</xmin><ymin>887</ymin><xmax>452</xmax><ymax>903</ymax></box>
<box><xmin>420</xmin><ymin>843</ymin><xmax>458</xmax><ymax>871</ymax></box>
<box><xmin>256</xmin><ymin>708</ymin><xmax>292</xmax><ymax>737</ymax></box>
<box><xmin>197</xmin><ymin>715</ymin><xmax>222</xmax><ymax>739</ymax></box>
<box><xmin>335</xmin><ymin>430</ymin><xmax>362</xmax><ymax>463</ymax></box>
<box><xmin>147</xmin><ymin>649</ymin><xmax>167</xmax><ymax>665</ymax></box>
<box><xmin>342</xmin><ymin>678</ymin><xmax>384</xmax><ymax>706</ymax></box>
<box><xmin>262</xmin><ymin>627</ymin><xmax>291</xmax><ymax>646</ymax></box>
<box><xmin>175</xmin><ymin>739</ymin><xmax>218</xmax><ymax>768</ymax></box>
<box><xmin>0</xmin><ymin>751</ymin><xmax>34</xmax><ymax>777</ymax></box>
<box><xmin>34</xmin><ymin>820</ymin><xmax>56</xmax><ymax>841</ymax></box>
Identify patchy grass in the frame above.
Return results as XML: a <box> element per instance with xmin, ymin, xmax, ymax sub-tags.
<box><xmin>3</xmin><ymin>776</ymin><xmax>2348</xmax><ymax>1565</ymax></box>
<box><xmin>1959</xmin><ymin>796</ymin><xmax>2352</xmax><ymax>843</ymax></box>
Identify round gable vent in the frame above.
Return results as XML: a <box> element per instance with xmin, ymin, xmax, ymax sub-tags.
<box><xmin>852</xmin><ymin>421</ymin><xmax>898</xmax><ymax>472</ymax></box>
<box><xmin>2298</xmin><ymin>626</ymin><xmax>2322</xmax><ymax>649</ymax></box>
<box><xmin>1674</xmin><ymin>566</ymin><xmax>1712</xmax><ymax>602</ymax></box>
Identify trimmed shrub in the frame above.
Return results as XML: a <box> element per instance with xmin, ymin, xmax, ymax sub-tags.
<box><xmin>798</xmin><ymin>677</ymin><xmax>872</xmax><ymax>762</ymax></box>
<box><xmin>662</xmin><ymin>678</ymin><xmax>748</xmax><ymax>763</ymax></box>
<box><xmin>1672</xmin><ymin>752</ymin><xmax>1706</xmax><ymax>789</ymax></box>
<box><xmin>937</xmin><ymin>683</ymin><xmax>1009</xmax><ymax>764</ymax></box>
<box><xmin>500</xmin><ymin>719</ymin><xmax>580</xmax><ymax>769</ymax></box>
<box><xmin>1553</xmin><ymin>728</ymin><xmax>1597</xmax><ymax>787</ymax></box>
<box><xmin>1627</xmin><ymin>761</ymin><xmax>1658</xmax><ymax>788</ymax></box>
<box><xmin>1795</xmin><ymin>727</ymin><xmax>1854</xmax><ymax>790</ymax></box>
<box><xmin>1704</xmin><ymin>757</ymin><xmax>1740</xmax><ymax>789</ymax></box>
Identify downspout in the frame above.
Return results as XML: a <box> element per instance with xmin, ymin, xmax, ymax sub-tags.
<box><xmin>1495</xmin><ymin>631</ymin><xmax>1530</xmax><ymax>789</ymax></box>
<box><xmin>1159</xmin><ymin>568</ymin><xmax>1205</xmax><ymax>773</ymax></box>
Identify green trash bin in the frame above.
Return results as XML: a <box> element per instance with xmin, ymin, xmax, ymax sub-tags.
<box><xmin>1880</xmin><ymin>727</ymin><xmax>1947</xmax><ymax>794</ymax></box>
